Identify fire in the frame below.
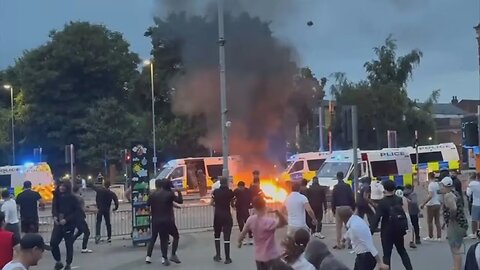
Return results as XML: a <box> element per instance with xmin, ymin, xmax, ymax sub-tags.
<box><xmin>260</xmin><ymin>181</ymin><xmax>288</xmax><ymax>202</ymax></box>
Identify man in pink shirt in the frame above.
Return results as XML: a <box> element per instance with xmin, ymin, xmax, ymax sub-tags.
<box><xmin>238</xmin><ymin>196</ymin><xmax>288</xmax><ymax>270</ymax></box>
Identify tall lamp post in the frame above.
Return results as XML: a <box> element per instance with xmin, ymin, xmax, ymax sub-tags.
<box><xmin>144</xmin><ymin>60</ymin><xmax>157</xmax><ymax>173</ymax></box>
<box><xmin>474</xmin><ymin>23</ymin><xmax>480</xmax><ymax>145</ymax></box>
<box><xmin>217</xmin><ymin>0</ymin><xmax>229</xmax><ymax>178</ymax></box>
<box><xmin>3</xmin><ymin>84</ymin><xmax>15</xmax><ymax>165</ymax></box>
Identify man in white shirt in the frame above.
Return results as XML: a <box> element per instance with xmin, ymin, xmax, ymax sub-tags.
<box><xmin>283</xmin><ymin>182</ymin><xmax>317</xmax><ymax>236</ymax></box>
<box><xmin>420</xmin><ymin>172</ymin><xmax>442</xmax><ymax>241</ymax></box>
<box><xmin>339</xmin><ymin>207</ymin><xmax>388</xmax><ymax>270</ymax></box>
<box><xmin>1</xmin><ymin>190</ymin><xmax>20</xmax><ymax>241</ymax></box>
<box><xmin>467</xmin><ymin>172</ymin><xmax>480</xmax><ymax>238</ymax></box>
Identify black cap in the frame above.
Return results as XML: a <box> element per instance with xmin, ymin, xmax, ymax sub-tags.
<box><xmin>23</xmin><ymin>181</ymin><xmax>32</xmax><ymax>189</ymax></box>
<box><xmin>20</xmin><ymin>234</ymin><xmax>51</xmax><ymax>251</ymax></box>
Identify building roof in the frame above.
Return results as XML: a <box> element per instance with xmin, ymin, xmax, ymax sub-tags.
<box><xmin>431</xmin><ymin>103</ymin><xmax>466</xmax><ymax>116</ymax></box>
<box><xmin>455</xmin><ymin>99</ymin><xmax>480</xmax><ymax>115</ymax></box>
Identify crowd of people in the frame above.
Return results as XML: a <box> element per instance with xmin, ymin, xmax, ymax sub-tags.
<box><xmin>2</xmin><ymin>170</ymin><xmax>480</xmax><ymax>270</ymax></box>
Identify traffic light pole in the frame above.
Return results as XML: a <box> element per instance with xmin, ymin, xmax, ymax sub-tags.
<box><xmin>352</xmin><ymin>106</ymin><xmax>359</xmax><ymax>196</ymax></box>
<box><xmin>218</xmin><ymin>0</ymin><xmax>229</xmax><ymax>179</ymax></box>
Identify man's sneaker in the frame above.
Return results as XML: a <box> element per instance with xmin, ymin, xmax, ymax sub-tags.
<box><xmin>145</xmin><ymin>256</ymin><xmax>152</xmax><ymax>264</ymax></box>
<box><xmin>409</xmin><ymin>241</ymin><xmax>417</xmax><ymax>248</ymax></box>
<box><xmin>415</xmin><ymin>239</ymin><xmax>422</xmax><ymax>245</ymax></box>
<box><xmin>247</xmin><ymin>238</ymin><xmax>254</xmax><ymax>245</ymax></box>
<box><xmin>434</xmin><ymin>238</ymin><xmax>442</xmax><ymax>242</ymax></box>
<box><xmin>213</xmin><ymin>255</ymin><xmax>222</xmax><ymax>262</ymax></box>
<box><xmin>64</xmin><ymin>265</ymin><xmax>71</xmax><ymax>270</ymax></box>
<box><xmin>469</xmin><ymin>234</ymin><xmax>477</xmax><ymax>239</ymax></box>
<box><xmin>95</xmin><ymin>236</ymin><xmax>101</xmax><ymax>244</ymax></box>
<box><xmin>423</xmin><ymin>237</ymin><xmax>433</xmax><ymax>241</ymax></box>
<box><xmin>170</xmin><ymin>255</ymin><xmax>181</xmax><ymax>264</ymax></box>
<box><xmin>162</xmin><ymin>258</ymin><xmax>170</xmax><ymax>266</ymax></box>
<box><xmin>107</xmin><ymin>238</ymin><xmax>112</xmax><ymax>243</ymax></box>
<box><xmin>54</xmin><ymin>262</ymin><xmax>64</xmax><ymax>270</ymax></box>
<box><xmin>224</xmin><ymin>258</ymin><xmax>233</xmax><ymax>264</ymax></box>
<box><xmin>81</xmin><ymin>249</ymin><xmax>93</xmax><ymax>253</ymax></box>
<box><xmin>314</xmin><ymin>232</ymin><xmax>326</xmax><ymax>239</ymax></box>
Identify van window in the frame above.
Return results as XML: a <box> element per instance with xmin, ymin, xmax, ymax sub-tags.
<box><xmin>410</xmin><ymin>151</ymin><xmax>443</xmax><ymax>164</ymax></box>
<box><xmin>207</xmin><ymin>164</ymin><xmax>223</xmax><ymax>180</ymax></box>
<box><xmin>307</xmin><ymin>159</ymin><xmax>325</xmax><ymax>171</ymax></box>
<box><xmin>170</xmin><ymin>167</ymin><xmax>184</xmax><ymax>179</ymax></box>
<box><xmin>370</xmin><ymin>160</ymin><xmax>398</xmax><ymax>177</ymax></box>
<box><xmin>0</xmin><ymin>175</ymin><xmax>11</xmax><ymax>188</ymax></box>
<box><xmin>289</xmin><ymin>161</ymin><xmax>304</xmax><ymax>173</ymax></box>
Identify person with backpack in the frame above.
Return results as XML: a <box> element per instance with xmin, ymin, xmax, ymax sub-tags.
<box><xmin>441</xmin><ymin>177</ymin><xmax>469</xmax><ymax>270</ymax></box>
<box><xmin>464</xmin><ymin>241</ymin><xmax>480</xmax><ymax>270</ymax></box>
<box><xmin>370</xmin><ymin>180</ymin><xmax>413</xmax><ymax>270</ymax></box>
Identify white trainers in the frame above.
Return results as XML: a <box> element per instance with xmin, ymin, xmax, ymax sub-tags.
<box><xmin>314</xmin><ymin>232</ymin><xmax>326</xmax><ymax>239</ymax></box>
<box><xmin>145</xmin><ymin>256</ymin><xmax>152</xmax><ymax>264</ymax></box>
<box><xmin>423</xmin><ymin>237</ymin><xmax>433</xmax><ymax>241</ymax></box>
<box><xmin>81</xmin><ymin>249</ymin><xmax>93</xmax><ymax>253</ymax></box>
<box><xmin>469</xmin><ymin>234</ymin><xmax>477</xmax><ymax>239</ymax></box>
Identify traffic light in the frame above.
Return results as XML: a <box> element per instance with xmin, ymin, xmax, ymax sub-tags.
<box><xmin>123</xmin><ymin>149</ymin><xmax>131</xmax><ymax>164</ymax></box>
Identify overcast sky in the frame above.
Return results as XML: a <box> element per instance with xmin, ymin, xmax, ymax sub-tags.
<box><xmin>1</xmin><ymin>0</ymin><xmax>479</xmax><ymax>102</ymax></box>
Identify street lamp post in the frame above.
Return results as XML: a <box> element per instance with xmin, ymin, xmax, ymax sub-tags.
<box><xmin>217</xmin><ymin>0</ymin><xmax>229</xmax><ymax>178</ymax></box>
<box><xmin>3</xmin><ymin>84</ymin><xmax>15</xmax><ymax>165</ymax></box>
<box><xmin>474</xmin><ymin>23</ymin><xmax>480</xmax><ymax>145</ymax></box>
<box><xmin>144</xmin><ymin>60</ymin><xmax>157</xmax><ymax>173</ymax></box>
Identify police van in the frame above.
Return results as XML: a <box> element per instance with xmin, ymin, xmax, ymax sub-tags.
<box><xmin>315</xmin><ymin>148</ymin><xmax>413</xmax><ymax>190</ymax></box>
<box><xmin>0</xmin><ymin>162</ymin><xmax>55</xmax><ymax>201</ymax></box>
<box><xmin>149</xmin><ymin>156</ymin><xmax>242</xmax><ymax>191</ymax></box>
<box><xmin>280</xmin><ymin>151</ymin><xmax>331</xmax><ymax>183</ymax></box>
<box><xmin>407</xmin><ymin>143</ymin><xmax>460</xmax><ymax>173</ymax></box>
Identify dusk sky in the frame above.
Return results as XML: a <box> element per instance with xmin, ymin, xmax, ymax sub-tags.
<box><xmin>1</xmin><ymin>0</ymin><xmax>479</xmax><ymax>102</ymax></box>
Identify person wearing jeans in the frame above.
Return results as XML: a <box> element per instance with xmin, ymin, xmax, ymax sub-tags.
<box><xmin>94</xmin><ymin>181</ymin><xmax>119</xmax><ymax>243</ymax></box>
<box><xmin>420</xmin><ymin>172</ymin><xmax>442</xmax><ymax>241</ymax></box>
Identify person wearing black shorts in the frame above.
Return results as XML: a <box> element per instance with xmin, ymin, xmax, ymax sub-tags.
<box><xmin>212</xmin><ymin>176</ymin><xmax>234</xmax><ymax>264</ymax></box>
<box><xmin>16</xmin><ymin>181</ymin><xmax>42</xmax><ymax>233</ymax></box>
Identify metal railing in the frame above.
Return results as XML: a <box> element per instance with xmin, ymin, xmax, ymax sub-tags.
<box><xmin>38</xmin><ymin>203</ymin><xmax>335</xmax><ymax>240</ymax></box>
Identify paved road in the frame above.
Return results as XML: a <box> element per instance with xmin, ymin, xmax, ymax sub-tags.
<box><xmin>33</xmin><ymin>221</ymin><xmax>478</xmax><ymax>270</ymax></box>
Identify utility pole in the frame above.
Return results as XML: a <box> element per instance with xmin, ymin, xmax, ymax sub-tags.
<box><xmin>352</xmin><ymin>106</ymin><xmax>359</xmax><ymax>196</ymax></box>
<box><xmin>475</xmin><ymin>24</ymin><xmax>480</xmax><ymax>146</ymax></box>
<box><xmin>318</xmin><ymin>106</ymin><xmax>324</xmax><ymax>151</ymax></box>
<box><xmin>217</xmin><ymin>0</ymin><xmax>229</xmax><ymax>178</ymax></box>
<box><xmin>415</xmin><ymin>130</ymin><xmax>419</xmax><ymax>185</ymax></box>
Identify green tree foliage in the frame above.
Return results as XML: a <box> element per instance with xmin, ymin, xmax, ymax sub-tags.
<box><xmin>7</xmin><ymin>22</ymin><xmax>140</xmax><ymax>170</ymax></box>
<box><xmin>332</xmin><ymin>36</ymin><xmax>436</xmax><ymax>149</ymax></box>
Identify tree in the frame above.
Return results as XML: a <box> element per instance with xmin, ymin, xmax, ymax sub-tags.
<box><xmin>77</xmin><ymin>98</ymin><xmax>137</xmax><ymax>170</ymax></box>
<box><xmin>9</xmin><ymin>22</ymin><xmax>140</xmax><ymax>170</ymax></box>
<box><xmin>332</xmin><ymin>36</ymin><xmax>436</xmax><ymax>149</ymax></box>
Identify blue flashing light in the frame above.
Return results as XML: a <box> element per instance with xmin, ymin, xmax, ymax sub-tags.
<box><xmin>23</xmin><ymin>162</ymin><xmax>34</xmax><ymax>167</ymax></box>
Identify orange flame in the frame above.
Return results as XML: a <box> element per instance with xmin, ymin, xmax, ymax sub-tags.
<box><xmin>260</xmin><ymin>180</ymin><xmax>287</xmax><ymax>202</ymax></box>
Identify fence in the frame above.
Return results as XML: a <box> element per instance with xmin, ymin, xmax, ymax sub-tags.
<box><xmin>38</xmin><ymin>203</ymin><xmax>335</xmax><ymax>240</ymax></box>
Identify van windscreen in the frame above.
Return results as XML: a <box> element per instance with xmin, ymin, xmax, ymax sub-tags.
<box><xmin>370</xmin><ymin>160</ymin><xmax>398</xmax><ymax>177</ymax></box>
<box><xmin>207</xmin><ymin>164</ymin><xmax>223</xmax><ymax>180</ymax></box>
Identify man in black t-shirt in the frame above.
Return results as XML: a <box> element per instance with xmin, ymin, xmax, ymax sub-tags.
<box><xmin>16</xmin><ymin>181</ymin><xmax>42</xmax><ymax>233</ymax></box>
<box><xmin>212</xmin><ymin>177</ymin><xmax>234</xmax><ymax>264</ymax></box>
<box><xmin>146</xmin><ymin>179</ymin><xmax>183</xmax><ymax>266</ymax></box>
<box><xmin>94</xmin><ymin>181</ymin><xmax>119</xmax><ymax>244</ymax></box>
<box><xmin>233</xmin><ymin>181</ymin><xmax>252</xmax><ymax>244</ymax></box>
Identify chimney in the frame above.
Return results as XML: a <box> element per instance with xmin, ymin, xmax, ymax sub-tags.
<box><xmin>451</xmin><ymin>96</ymin><xmax>458</xmax><ymax>104</ymax></box>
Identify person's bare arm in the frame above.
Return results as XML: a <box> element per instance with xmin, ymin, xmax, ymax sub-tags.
<box><xmin>421</xmin><ymin>186</ymin><xmax>434</xmax><ymax>209</ymax></box>
<box><xmin>274</xmin><ymin>210</ymin><xmax>288</xmax><ymax>228</ymax></box>
<box><xmin>173</xmin><ymin>202</ymin><xmax>181</xmax><ymax>209</ymax></box>
<box><xmin>304</xmin><ymin>202</ymin><xmax>318</xmax><ymax>225</ymax></box>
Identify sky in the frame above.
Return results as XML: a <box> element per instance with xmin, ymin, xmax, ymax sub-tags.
<box><xmin>0</xmin><ymin>0</ymin><xmax>479</xmax><ymax>103</ymax></box>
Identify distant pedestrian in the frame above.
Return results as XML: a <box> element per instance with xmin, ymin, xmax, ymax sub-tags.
<box><xmin>233</xmin><ymin>181</ymin><xmax>253</xmax><ymax>245</ymax></box>
<box><xmin>94</xmin><ymin>181</ymin><xmax>119</xmax><ymax>244</ymax></box>
<box><xmin>72</xmin><ymin>185</ymin><xmax>92</xmax><ymax>253</ymax></box>
<box><xmin>441</xmin><ymin>177</ymin><xmax>469</xmax><ymax>270</ymax></box>
<box><xmin>2</xmin><ymin>233</ymin><xmax>49</xmax><ymax>270</ymax></box>
<box><xmin>212</xmin><ymin>176</ymin><xmax>234</xmax><ymax>264</ymax></box>
<box><xmin>466</xmin><ymin>172</ymin><xmax>480</xmax><ymax>239</ymax></box>
<box><xmin>371</xmin><ymin>180</ymin><xmax>412</xmax><ymax>270</ymax></box>
<box><xmin>238</xmin><ymin>196</ymin><xmax>287</xmax><ymax>270</ymax></box>
<box><xmin>282</xmin><ymin>229</ymin><xmax>316</xmax><ymax>270</ymax></box>
<box><xmin>339</xmin><ymin>205</ymin><xmax>388</xmax><ymax>270</ymax></box>
<box><xmin>1</xmin><ymin>190</ymin><xmax>20</xmax><ymax>241</ymax></box>
<box><xmin>0</xmin><ymin>212</ymin><xmax>19</xmax><ymax>269</ymax></box>
<box><xmin>420</xmin><ymin>172</ymin><xmax>442</xmax><ymax>241</ymax></box>
<box><xmin>16</xmin><ymin>181</ymin><xmax>43</xmax><ymax>233</ymax></box>
<box><xmin>300</xmin><ymin>179</ymin><xmax>314</xmax><ymax>233</ymax></box>
<box><xmin>146</xmin><ymin>179</ymin><xmax>183</xmax><ymax>265</ymax></box>
<box><xmin>305</xmin><ymin>177</ymin><xmax>328</xmax><ymax>239</ymax></box>
<box><xmin>197</xmin><ymin>169</ymin><xmax>207</xmax><ymax>197</ymax></box>
<box><xmin>250</xmin><ymin>170</ymin><xmax>266</xmax><ymax>200</ymax></box>
<box><xmin>331</xmin><ymin>171</ymin><xmax>355</xmax><ymax>249</ymax></box>
<box><xmin>370</xmin><ymin>179</ymin><xmax>384</xmax><ymax>205</ymax></box>
<box><xmin>50</xmin><ymin>181</ymin><xmax>81</xmax><ymax>270</ymax></box>
<box><xmin>404</xmin><ymin>184</ymin><xmax>421</xmax><ymax>248</ymax></box>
